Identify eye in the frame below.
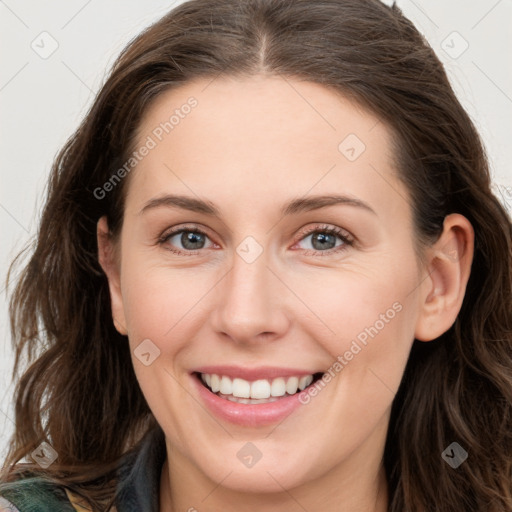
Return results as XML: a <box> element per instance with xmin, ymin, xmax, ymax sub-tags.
<box><xmin>293</xmin><ymin>224</ymin><xmax>354</xmax><ymax>255</ymax></box>
<box><xmin>157</xmin><ymin>223</ymin><xmax>354</xmax><ymax>256</ymax></box>
<box><xmin>158</xmin><ymin>225</ymin><xmax>216</xmax><ymax>255</ymax></box>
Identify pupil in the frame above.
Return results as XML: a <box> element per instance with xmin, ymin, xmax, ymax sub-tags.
<box><xmin>182</xmin><ymin>231</ymin><xmax>205</xmax><ymax>250</ymax></box>
<box><xmin>312</xmin><ymin>232</ymin><xmax>335</xmax><ymax>250</ymax></box>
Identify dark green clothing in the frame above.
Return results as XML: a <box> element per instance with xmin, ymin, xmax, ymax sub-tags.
<box><xmin>0</xmin><ymin>426</ymin><xmax>166</xmax><ymax>511</ymax></box>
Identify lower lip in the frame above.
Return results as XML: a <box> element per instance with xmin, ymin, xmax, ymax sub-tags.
<box><xmin>192</xmin><ymin>374</ymin><xmax>307</xmax><ymax>427</ymax></box>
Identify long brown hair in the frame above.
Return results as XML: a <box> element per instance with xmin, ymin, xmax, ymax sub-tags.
<box><xmin>2</xmin><ymin>0</ymin><xmax>511</xmax><ymax>510</ymax></box>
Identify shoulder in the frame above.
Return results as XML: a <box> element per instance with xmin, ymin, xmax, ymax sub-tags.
<box><xmin>0</xmin><ymin>476</ymin><xmax>75</xmax><ymax>511</ymax></box>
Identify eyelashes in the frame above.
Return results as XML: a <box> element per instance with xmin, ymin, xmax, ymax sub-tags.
<box><xmin>157</xmin><ymin>223</ymin><xmax>354</xmax><ymax>257</ymax></box>
<box><xmin>157</xmin><ymin>226</ymin><xmax>215</xmax><ymax>255</ymax></box>
<box><xmin>294</xmin><ymin>225</ymin><xmax>353</xmax><ymax>254</ymax></box>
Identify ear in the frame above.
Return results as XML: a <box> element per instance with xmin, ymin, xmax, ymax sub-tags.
<box><xmin>97</xmin><ymin>216</ymin><xmax>128</xmax><ymax>336</ymax></box>
<box><xmin>414</xmin><ymin>213</ymin><xmax>474</xmax><ymax>342</ymax></box>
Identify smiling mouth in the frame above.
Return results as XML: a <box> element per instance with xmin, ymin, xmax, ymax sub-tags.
<box><xmin>194</xmin><ymin>371</ymin><xmax>324</xmax><ymax>404</ymax></box>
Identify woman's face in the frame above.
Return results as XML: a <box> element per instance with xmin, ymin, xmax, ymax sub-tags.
<box><xmin>101</xmin><ymin>75</ymin><xmax>430</xmax><ymax>494</ymax></box>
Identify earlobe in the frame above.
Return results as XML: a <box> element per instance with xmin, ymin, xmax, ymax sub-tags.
<box><xmin>414</xmin><ymin>213</ymin><xmax>474</xmax><ymax>342</ymax></box>
<box><xmin>97</xmin><ymin>216</ymin><xmax>128</xmax><ymax>336</ymax></box>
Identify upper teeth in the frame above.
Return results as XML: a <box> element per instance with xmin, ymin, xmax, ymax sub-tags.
<box><xmin>201</xmin><ymin>373</ymin><xmax>315</xmax><ymax>399</ymax></box>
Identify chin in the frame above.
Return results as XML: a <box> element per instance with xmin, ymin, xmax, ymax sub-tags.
<box><xmin>199</xmin><ymin>453</ymin><xmax>316</xmax><ymax>494</ymax></box>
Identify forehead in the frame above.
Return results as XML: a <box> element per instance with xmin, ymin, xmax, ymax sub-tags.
<box><xmin>125</xmin><ymin>75</ymin><xmax>406</xmax><ymax>220</ymax></box>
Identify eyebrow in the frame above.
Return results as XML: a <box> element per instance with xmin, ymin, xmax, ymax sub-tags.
<box><xmin>138</xmin><ymin>193</ymin><xmax>376</xmax><ymax>217</ymax></box>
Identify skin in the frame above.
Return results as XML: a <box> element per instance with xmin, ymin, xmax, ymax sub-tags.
<box><xmin>97</xmin><ymin>75</ymin><xmax>474</xmax><ymax>511</ymax></box>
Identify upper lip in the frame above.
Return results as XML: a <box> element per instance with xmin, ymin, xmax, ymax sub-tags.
<box><xmin>192</xmin><ymin>365</ymin><xmax>322</xmax><ymax>381</ymax></box>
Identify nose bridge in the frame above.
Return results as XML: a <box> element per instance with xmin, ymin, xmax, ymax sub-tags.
<box><xmin>211</xmin><ymin>240</ymin><xmax>289</xmax><ymax>343</ymax></box>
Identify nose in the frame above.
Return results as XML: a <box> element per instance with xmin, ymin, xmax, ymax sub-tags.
<box><xmin>210</xmin><ymin>247</ymin><xmax>291</xmax><ymax>346</ymax></box>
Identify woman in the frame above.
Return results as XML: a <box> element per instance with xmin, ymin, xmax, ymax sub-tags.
<box><xmin>1</xmin><ymin>0</ymin><xmax>511</xmax><ymax>510</ymax></box>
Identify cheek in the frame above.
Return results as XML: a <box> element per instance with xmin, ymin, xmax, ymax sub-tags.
<box><xmin>120</xmin><ymin>258</ymin><xmax>215</xmax><ymax>343</ymax></box>
<box><xmin>289</xmin><ymin>261</ymin><xmax>419</xmax><ymax>396</ymax></box>
<box><xmin>294</xmin><ymin>265</ymin><xmax>416</xmax><ymax>341</ymax></box>
<box><xmin>119</xmin><ymin>260</ymin><xmax>210</xmax><ymax>439</ymax></box>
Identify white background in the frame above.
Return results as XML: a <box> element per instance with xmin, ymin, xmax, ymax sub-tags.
<box><xmin>1</xmin><ymin>0</ymin><xmax>511</xmax><ymax>461</ymax></box>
